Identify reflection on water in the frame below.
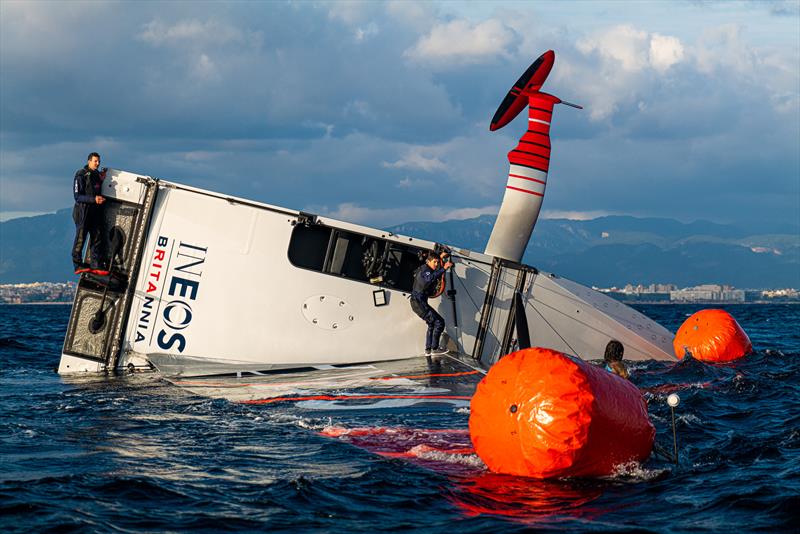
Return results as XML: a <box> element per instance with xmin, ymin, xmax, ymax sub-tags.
<box><xmin>448</xmin><ymin>473</ymin><xmax>604</xmax><ymax>521</ymax></box>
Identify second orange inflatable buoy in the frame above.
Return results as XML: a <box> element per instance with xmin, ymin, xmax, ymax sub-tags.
<box><xmin>469</xmin><ymin>347</ymin><xmax>654</xmax><ymax>479</ymax></box>
<box><xmin>673</xmin><ymin>309</ymin><xmax>752</xmax><ymax>363</ymax></box>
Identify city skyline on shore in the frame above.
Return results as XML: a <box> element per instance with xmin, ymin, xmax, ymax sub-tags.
<box><xmin>3</xmin><ymin>281</ymin><xmax>797</xmax><ymax>305</ymax></box>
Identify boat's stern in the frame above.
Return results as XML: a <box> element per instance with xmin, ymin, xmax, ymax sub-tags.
<box><xmin>59</xmin><ymin>170</ymin><xmax>159</xmax><ymax>374</ymax></box>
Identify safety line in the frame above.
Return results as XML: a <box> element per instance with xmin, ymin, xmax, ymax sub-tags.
<box><xmin>241</xmin><ymin>394</ymin><xmax>472</xmax><ymax>405</ymax></box>
<box><xmin>174</xmin><ymin>374</ymin><xmax>378</xmax><ymax>389</ymax></box>
<box><xmin>461</xmin><ymin>261</ymin><xmax>519</xmax><ymax>294</ymax></box>
<box><xmin>369</xmin><ymin>371</ymin><xmax>480</xmax><ymax>380</ymax></box>
<box><xmin>454</xmin><ymin>270</ymin><xmax>481</xmax><ymax>313</ymax></box>
<box><xmin>319</xmin><ymin>427</ymin><xmax>470</xmax><ymax>436</ymax></box>
<box><xmin>441</xmin><ymin>352</ymin><xmax>487</xmax><ymax>375</ymax></box>
<box><xmin>528</xmin><ymin>301</ymin><xmax>579</xmax><ymax>356</ymax></box>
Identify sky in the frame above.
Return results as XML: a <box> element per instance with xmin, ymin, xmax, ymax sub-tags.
<box><xmin>1</xmin><ymin>0</ymin><xmax>798</xmax><ymax>229</ymax></box>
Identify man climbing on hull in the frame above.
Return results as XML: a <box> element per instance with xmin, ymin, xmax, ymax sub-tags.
<box><xmin>410</xmin><ymin>251</ymin><xmax>453</xmax><ymax>355</ymax></box>
<box><xmin>72</xmin><ymin>152</ymin><xmax>108</xmax><ymax>275</ymax></box>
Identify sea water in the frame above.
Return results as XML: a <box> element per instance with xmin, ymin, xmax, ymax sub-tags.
<box><xmin>1</xmin><ymin>304</ymin><xmax>797</xmax><ymax>532</ymax></box>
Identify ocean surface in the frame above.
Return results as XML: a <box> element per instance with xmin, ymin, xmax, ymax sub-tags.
<box><xmin>1</xmin><ymin>303</ymin><xmax>798</xmax><ymax>532</ymax></box>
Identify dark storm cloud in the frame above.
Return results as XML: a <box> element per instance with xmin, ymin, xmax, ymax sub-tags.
<box><xmin>0</xmin><ymin>2</ymin><xmax>461</xmax><ymax>143</ymax></box>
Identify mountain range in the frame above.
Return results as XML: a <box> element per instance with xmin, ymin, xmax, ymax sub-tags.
<box><xmin>1</xmin><ymin>209</ymin><xmax>798</xmax><ymax>288</ymax></box>
<box><xmin>389</xmin><ymin>215</ymin><xmax>799</xmax><ymax>289</ymax></box>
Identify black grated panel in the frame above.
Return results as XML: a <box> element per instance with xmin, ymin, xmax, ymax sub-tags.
<box><xmin>64</xmin><ymin>287</ymin><xmax>123</xmax><ymax>360</ymax></box>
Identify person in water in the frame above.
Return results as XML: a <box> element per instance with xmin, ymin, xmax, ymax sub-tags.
<box><xmin>603</xmin><ymin>340</ymin><xmax>629</xmax><ymax>379</ymax></box>
<box><xmin>72</xmin><ymin>152</ymin><xmax>108</xmax><ymax>275</ymax></box>
<box><xmin>410</xmin><ymin>251</ymin><xmax>453</xmax><ymax>355</ymax></box>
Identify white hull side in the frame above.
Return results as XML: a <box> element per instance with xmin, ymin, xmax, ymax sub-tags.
<box><xmin>119</xmin><ymin>187</ymin><xmax>439</xmax><ymax>371</ymax></box>
<box><xmin>525</xmin><ymin>273</ymin><xmax>675</xmax><ymax>361</ymax></box>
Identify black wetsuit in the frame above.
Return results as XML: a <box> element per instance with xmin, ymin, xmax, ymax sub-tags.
<box><xmin>410</xmin><ymin>264</ymin><xmax>446</xmax><ymax>351</ymax></box>
<box><xmin>71</xmin><ymin>166</ymin><xmax>106</xmax><ymax>269</ymax></box>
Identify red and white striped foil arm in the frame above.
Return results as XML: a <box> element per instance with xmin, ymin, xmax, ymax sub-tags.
<box><xmin>485</xmin><ymin>93</ymin><xmax>558</xmax><ymax>262</ymax></box>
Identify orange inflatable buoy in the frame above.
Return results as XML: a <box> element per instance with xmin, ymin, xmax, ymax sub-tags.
<box><xmin>469</xmin><ymin>347</ymin><xmax>654</xmax><ymax>479</ymax></box>
<box><xmin>673</xmin><ymin>309</ymin><xmax>752</xmax><ymax>363</ymax></box>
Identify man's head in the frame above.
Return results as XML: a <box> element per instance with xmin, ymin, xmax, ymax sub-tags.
<box><xmin>604</xmin><ymin>340</ymin><xmax>624</xmax><ymax>363</ymax></box>
<box><xmin>425</xmin><ymin>251</ymin><xmax>440</xmax><ymax>269</ymax></box>
<box><xmin>87</xmin><ymin>152</ymin><xmax>101</xmax><ymax>171</ymax></box>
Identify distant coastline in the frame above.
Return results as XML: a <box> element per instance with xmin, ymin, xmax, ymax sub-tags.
<box><xmin>1</xmin><ymin>281</ymin><xmax>798</xmax><ymax>305</ymax></box>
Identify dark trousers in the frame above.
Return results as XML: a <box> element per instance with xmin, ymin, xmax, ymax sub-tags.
<box><xmin>410</xmin><ymin>297</ymin><xmax>445</xmax><ymax>350</ymax></box>
<box><xmin>72</xmin><ymin>204</ymin><xmax>106</xmax><ymax>268</ymax></box>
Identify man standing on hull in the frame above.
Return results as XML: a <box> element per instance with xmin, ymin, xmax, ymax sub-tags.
<box><xmin>72</xmin><ymin>152</ymin><xmax>108</xmax><ymax>275</ymax></box>
<box><xmin>410</xmin><ymin>251</ymin><xmax>453</xmax><ymax>355</ymax></box>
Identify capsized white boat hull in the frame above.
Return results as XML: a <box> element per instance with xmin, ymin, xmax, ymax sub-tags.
<box><xmin>59</xmin><ymin>170</ymin><xmax>676</xmax><ymax>376</ymax></box>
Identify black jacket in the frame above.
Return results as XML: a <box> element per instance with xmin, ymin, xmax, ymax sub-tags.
<box><xmin>73</xmin><ymin>165</ymin><xmax>102</xmax><ymax>204</ymax></box>
<box><xmin>411</xmin><ymin>264</ymin><xmax>445</xmax><ymax>301</ymax></box>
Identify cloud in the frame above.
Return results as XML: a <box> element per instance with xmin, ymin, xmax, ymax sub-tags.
<box><xmin>559</xmin><ymin>22</ymin><xmax>794</xmax><ymax>127</ymax></box>
<box><xmin>191</xmin><ymin>53</ymin><xmax>218</xmax><ymax>80</ymax></box>
<box><xmin>354</xmin><ymin>22</ymin><xmax>379</xmax><ymax>42</ymax></box>
<box><xmin>325</xmin><ymin>2</ymin><xmax>384</xmax><ymax>42</ymax></box>
<box><xmin>326</xmin><ymin>1</ymin><xmax>381</xmax><ymax>26</ymax></box>
<box><xmin>385</xmin><ymin>0</ymin><xmax>432</xmax><ymax>29</ymax></box>
<box><xmin>136</xmin><ymin>18</ymin><xmax>263</xmax><ymax>83</ymax></box>
<box><xmin>382</xmin><ymin>148</ymin><xmax>447</xmax><ymax>172</ymax></box>
<box><xmin>138</xmin><ymin>18</ymin><xmax>250</xmax><ymax>47</ymax></box>
<box><xmin>0</xmin><ymin>0</ymin><xmax>105</xmax><ymax>59</ymax></box>
<box><xmin>396</xmin><ymin>177</ymin><xmax>434</xmax><ymax>189</ymax></box>
<box><xmin>577</xmin><ymin>25</ymin><xmax>685</xmax><ymax>73</ymax></box>
<box><xmin>343</xmin><ymin>100</ymin><xmax>375</xmax><ymax>119</ymax></box>
<box><xmin>692</xmin><ymin>24</ymin><xmax>753</xmax><ymax>75</ymax></box>
<box><xmin>649</xmin><ymin>34</ymin><xmax>685</xmax><ymax>71</ymax></box>
<box><xmin>766</xmin><ymin>0</ymin><xmax>800</xmax><ymax>17</ymax></box>
<box><xmin>577</xmin><ymin>25</ymin><xmax>651</xmax><ymax>71</ymax></box>
<box><xmin>687</xmin><ymin>24</ymin><xmax>798</xmax><ymax>115</ymax></box>
<box><xmin>405</xmin><ymin>19</ymin><xmax>517</xmax><ymax>65</ymax></box>
<box><xmin>568</xmin><ymin>25</ymin><xmax>689</xmax><ymax>121</ymax></box>
<box><xmin>378</xmin><ymin>131</ymin><xmax>512</xmax><ymax>201</ymax></box>
<box><xmin>312</xmin><ymin>202</ymin><xmax>499</xmax><ymax>227</ymax></box>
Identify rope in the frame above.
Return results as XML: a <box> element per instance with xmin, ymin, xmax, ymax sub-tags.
<box><xmin>528</xmin><ymin>300</ymin><xmax>580</xmax><ymax>356</ymax></box>
<box><xmin>453</xmin><ymin>268</ymin><xmax>481</xmax><ymax>314</ymax></box>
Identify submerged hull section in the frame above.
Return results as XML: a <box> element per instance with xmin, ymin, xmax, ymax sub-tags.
<box><xmin>447</xmin><ymin>258</ymin><xmax>675</xmax><ymax>368</ymax></box>
<box><xmin>524</xmin><ymin>273</ymin><xmax>674</xmax><ymax>362</ymax></box>
<box><xmin>59</xmin><ymin>170</ymin><xmax>676</xmax><ymax>377</ymax></box>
